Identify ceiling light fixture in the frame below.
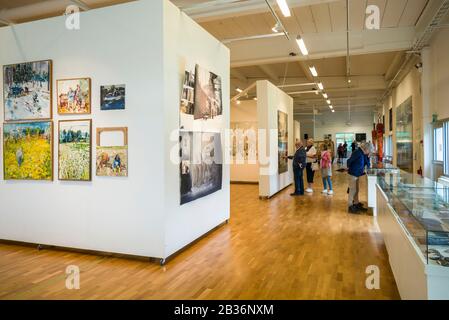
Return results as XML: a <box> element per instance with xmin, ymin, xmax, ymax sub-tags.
<box><xmin>296</xmin><ymin>36</ymin><xmax>308</xmax><ymax>56</ymax></box>
<box><xmin>329</xmin><ymin>105</ymin><xmax>333</xmax><ymax>109</ymax></box>
<box><xmin>326</xmin><ymin>99</ymin><xmax>331</xmax><ymax>104</ymax></box>
<box><xmin>253</xmin><ymin>97</ymin><xmax>258</xmax><ymax>101</ymax></box>
<box><xmin>309</xmin><ymin>66</ymin><xmax>318</xmax><ymax>77</ymax></box>
<box><xmin>317</xmin><ymin>82</ymin><xmax>324</xmax><ymax>90</ymax></box>
<box><xmin>322</xmin><ymin>93</ymin><xmax>328</xmax><ymax>99</ymax></box>
<box><xmin>276</xmin><ymin>0</ymin><xmax>291</xmax><ymax>17</ymax></box>
<box><xmin>272</xmin><ymin>22</ymin><xmax>282</xmax><ymax>33</ymax></box>
<box><xmin>236</xmin><ymin>100</ymin><xmax>241</xmax><ymax>105</ymax></box>
<box><xmin>236</xmin><ymin>87</ymin><xmax>243</xmax><ymax>93</ymax></box>
<box><xmin>332</xmin><ymin>109</ymin><xmax>335</xmax><ymax>113</ymax></box>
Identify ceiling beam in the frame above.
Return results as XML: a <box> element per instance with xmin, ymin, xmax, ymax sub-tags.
<box><xmin>384</xmin><ymin>51</ymin><xmax>405</xmax><ymax>81</ymax></box>
<box><xmin>231</xmin><ymin>68</ymin><xmax>248</xmax><ymax>84</ymax></box>
<box><xmin>258</xmin><ymin>64</ymin><xmax>279</xmax><ymax>84</ymax></box>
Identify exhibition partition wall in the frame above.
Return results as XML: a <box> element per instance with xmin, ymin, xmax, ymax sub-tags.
<box><xmin>0</xmin><ymin>0</ymin><xmax>230</xmax><ymax>260</ymax></box>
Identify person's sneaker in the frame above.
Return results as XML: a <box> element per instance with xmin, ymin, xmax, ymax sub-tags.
<box><xmin>306</xmin><ymin>188</ymin><xmax>313</xmax><ymax>193</ymax></box>
<box><xmin>355</xmin><ymin>203</ymin><xmax>368</xmax><ymax>212</ymax></box>
<box><xmin>328</xmin><ymin>190</ymin><xmax>334</xmax><ymax>195</ymax></box>
<box><xmin>290</xmin><ymin>193</ymin><xmax>301</xmax><ymax>197</ymax></box>
<box><xmin>322</xmin><ymin>189</ymin><xmax>328</xmax><ymax>194</ymax></box>
<box><xmin>348</xmin><ymin>205</ymin><xmax>360</xmax><ymax>214</ymax></box>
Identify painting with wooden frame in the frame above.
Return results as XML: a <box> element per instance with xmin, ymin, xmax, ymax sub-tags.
<box><xmin>3</xmin><ymin>59</ymin><xmax>52</xmax><ymax>121</ymax></box>
<box><xmin>3</xmin><ymin>121</ymin><xmax>53</xmax><ymax>180</ymax></box>
<box><xmin>58</xmin><ymin>119</ymin><xmax>92</xmax><ymax>181</ymax></box>
<box><xmin>96</xmin><ymin>127</ymin><xmax>128</xmax><ymax>177</ymax></box>
<box><xmin>57</xmin><ymin>77</ymin><xmax>91</xmax><ymax>115</ymax></box>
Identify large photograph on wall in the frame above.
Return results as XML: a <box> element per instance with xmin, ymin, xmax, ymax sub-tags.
<box><xmin>3</xmin><ymin>121</ymin><xmax>53</xmax><ymax>180</ymax></box>
<box><xmin>231</xmin><ymin>122</ymin><xmax>258</xmax><ymax>162</ymax></box>
<box><xmin>3</xmin><ymin>60</ymin><xmax>52</xmax><ymax>121</ymax></box>
<box><xmin>194</xmin><ymin>65</ymin><xmax>222</xmax><ymax>121</ymax></box>
<box><xmin>58</xmin><ymin>120</ymin><xmax>92</xmax><ymax>181</ymax></box>
<box><xmin>278</xmin><ymin>110</ymin><xmax>288</xmax><ymax>174</ymax></box>
<box><xmin>180</xmin><ymin>131</ymin><xmax>223</xmax><ymax>205</ymax></box>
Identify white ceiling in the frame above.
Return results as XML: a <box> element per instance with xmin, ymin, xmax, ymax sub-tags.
<box><xmin>1</xmin><ymin>0</ymin><xmax>448</xmax><ymax>114</ymax></box>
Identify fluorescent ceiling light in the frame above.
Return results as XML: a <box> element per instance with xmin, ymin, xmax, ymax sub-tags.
<box><xmin>236</xmin><ymin>87</ymin><xmax>243</xmax><ymax>93</ymax></box>
<box><xmin>276</xmin><ymin>0</ymin><xmax>291</xmax><ymax>17</ymax></box>
<box><xmin>322</xmin><ymin>93</ymin><xmax>328</xmax><ymax>99</ymax></box>
<box><xmin>329</xmin><ymin>105</ymin><xmax>333</xmax><ymax>109</ymax></box>
<box><xmin>309</xmin><ymin>66</ymin><xmax>318</xmax><ymax>77</ymax></box>
<box><xmin>332</xmin><ymin>109</ymin><xmax>335</xmax><ymax>113</ymax></box>
<box><xmin>317</xmin><ymin>82</ymin><xmax>324</xmax><ymax>90</ymax></box>
<box><xmin>326</xmin><ymin>100</ymin><xmax>331</xmax><ymax>105</ymax></box>
<box><xmin>296</xmin><ymin>36</ymin><xmax>308</xmax><ymax>56</ymax></box>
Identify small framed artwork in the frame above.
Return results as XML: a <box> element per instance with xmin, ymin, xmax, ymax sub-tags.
<box><xmin>3</xmin><ymin>121</ymin><xmax>53</xmax><ymax>181</ymax></box>
<box><xmin>3</xmin><ymin>59</ymin><xmax>52</xmax><ymax>121</ymax></box>
<box><xmin>57</xmin><ymin>78</ymin><xmax>91</xmax><ymax>114</ymax></box>
<box><xmin>96</xmin><ymin>127</ymin><xmax>128</xmax><ymax>177</ymax></box>
<box><xmin>58</xmin><ymin>119</ymin><xmax>92</xmax><ymax>181</ymax></box>
<box><xmin>100</xmin><ymin>85</ymin><xmax>125</xmax><ymax>110</ymax></box>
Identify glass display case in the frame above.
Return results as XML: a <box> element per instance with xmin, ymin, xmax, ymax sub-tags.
<box><xmin>366</xmin><ymin>163</ymin><xmax>399</xmax><ymax>177</ymax></box>
<box><xmin>377</xmin><ymin>171</ymin><xmax>449</xmax><ymax>267</ymax></box>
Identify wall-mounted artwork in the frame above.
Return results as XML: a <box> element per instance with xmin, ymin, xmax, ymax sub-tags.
<box><xmin>278</xmin><ymin>110</ymin><xmax>288</xmax><ymax>174</ymax></box>
<box><xmin>57</xmin><ymin>78</ymin><xmax>91</xmax><ymax>114</ymax></box>
<box><xmin>194</xmin><ymin>65</ymin><xmax>222</xmax><ymax>121</ymax></box>
<box><xmin>100</xmin><ymin>84</ymin><xmax>125</xmax><ymax>110</ymax></box>
<box><xmin>180</xmin><ymin>131</ymin><xmax>222</xmax><ymax>205</ymax></box>
<box><xmin>3</xmin><ymin>60</ymin><xmax>52</xmax><ymax>121</ymax></box>
<box><xmin>180</xmin><ymin>70</ymin><xmax>195</xmax><ymax>117</ymax></box>
<box><xmin>3</xmin><ymin>121</ymin><xmax>53</xmax><ymax>180</ymax></box>
<box><xmin>231</xmin><ymin>122</ymin><xmax>258</xmax><ymax>162</ymax></box>
<box><xmin>58</xmin><ymin>120</ymin><xmax>92</xmax><ymax>181</ymax></box>
<box><xmin>96</xmin><ymin>127</ymin><xmax>128</xmax><ymax>177</ymax></box>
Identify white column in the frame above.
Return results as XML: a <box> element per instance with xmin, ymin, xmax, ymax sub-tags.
<box><xmin>421</xmin><ymin>47</ymin><xmax>433</xmax><ymax>180</ymax></box>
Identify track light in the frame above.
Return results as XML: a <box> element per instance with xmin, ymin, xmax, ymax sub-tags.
<box><xmin>309</xmin><ymin>66</ymin><xmax>318</xmax><ymax>77</ymax></box>
<box><xmin>326</xmin><ymin>99</ymin><xmax>331</xmax><ymax>104</ymax></box>
<box><xmin>272</xmin><ymin>22</ymin><xmax>282</xmax><ymax>33</ymax></box>
<box><xmin>317</xmin><ymin>82</ymin><xmax>324</xmax><ymax>90</ymax></box>
<box><xmin>236</xmin><ymin>100</ymin><xmax>241</xmax><ymax>105</ymax></box>
<box><xmin>322</xmin><ymin>93</ymin><xmax>328</xmax><ymax>99</ymax></box>
<box><xmin>331</xmin><ymin>109</ymin><xmax>335</xmax><ymax>113</ymax></box>
<box><xmin>236</xmin><ymin>87</ymin><xmax>243</xmax><ymax>93</ymax></box>
<box><xmin>253</xmin><ymin>97</ymin><xmax>258</xmax><ymax>101</ymax></box>
<box><xmin>296</xmin><ymin>36</ymin><xmax>308</xmax><ymax>56</ymax></box>
<box><xmin>276</xmin><ymin>0</ymin><xmax>291</xmax><ymax>17</ymax></box>
<box><xmin>329</xmin><ymin>105</ymin><xmax>333</xmax><ymax>109</ymax></box>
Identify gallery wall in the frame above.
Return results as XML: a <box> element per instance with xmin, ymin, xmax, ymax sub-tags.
<box><xmin>230</xmin><ymin>100</ymin><xmax>259</xmax><ymax>183</ymax></box>
<box><xmin>163</xmin><ymin>0</ymin><xmax>230</xmax><ymax>257</ymax></box>
<box><xmin>257</xmin><ymin>80</ymin><xmax>293</xmax><ymax>198</ymax></box>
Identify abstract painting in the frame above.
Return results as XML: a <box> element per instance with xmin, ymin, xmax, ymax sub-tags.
<box><xmin>100</xmin><ymin>85</ymin><xmax>125</xmax><ymax>110</ymax></box>
<box><xmin>180</xmin><ymin>131</ymin><xmax>222</xmax><ymax>205</ymax></box>
<box><xmin>231</xmin><ymin>122</ymin><xmax>258</xmax><ymax>162</ymax></box>
<box><xmin>278</xmin><ymin>110</ymin><xmax>288</xmax><ymax>174</ymax></box>
<box><xmin>3</xmin><ymin>121</ymin><xmax>53</xmax><ymax>180</ymax></box>
<box><xmin>3</xmin><ymin>60</ymin><xmax>52</xmax><ymax>121</ymax></box>
<box><xmin>96</xmin><ymin>127</ymin><xmax>128</xmax><ymax>177</ymax></box>
<box><xmin>57</xmin><ymin>78</ymin><xmax>91</xmax><ymax>114</ymax></box>
<box><xmin>193</xmin><ymin>65</ymin><xmax>222</xmax><ymax>121</ymax></box>
<box><xmin>58</xmin><ymin>120</ymin><xmax>92</xmax><ymax>181</ymax></box>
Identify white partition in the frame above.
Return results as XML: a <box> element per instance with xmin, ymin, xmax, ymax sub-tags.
<box><xmin>0</xmin><ymin>0</ymin><xmax>230</xmax><ymax>260</ymax></box>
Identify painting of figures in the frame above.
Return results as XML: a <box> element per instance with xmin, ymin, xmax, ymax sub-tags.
<box><xmin>100</xmin><ymin>85</ymin><xmax>125</xmax><ymax>110</ymax></box>
<box><xmin>96</xmin><ymin>146</ymin><xmax>128</xmax><ymax>177</ymax></box>
<box><xmin>58</xmin><ymin>120</ymin><xmax>92</xmax><ymax>181</ymax></box>
<box><xmin>278</xmin><ymin>111</ymin><xmax>288</xmax><ymax>174</ymax></box>
<box><xmin>231</xmin><ymin>122</ymin><xmax>258</xmax><ymax>162</ymax></box>
<box><xmin>57</xmin><ymin>78</ymin><xmax>91</xmax><ymax>114</ymax></box>
<box><xmin>3</xmin><ymin>121</ymin><xmax>53</xmax><ymax>180</ymax></box>
<box><xmin>193</xmin><ymin>65</ymin><xmax>222</xmax><ymax>121</ymax></box>
<box><xmin>3</xmin><ymin>60</ymin><xmax>52</xmax><ymax>121</ymax></box>
<box><xmin>180</xmin><ymin>131</ymin><xmax>223</xmax><ymax>205</ymax></box>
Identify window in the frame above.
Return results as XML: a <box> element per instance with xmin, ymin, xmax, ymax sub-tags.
<box><xmin>336</xmin><ymin>133</ymin><xmax>355</xmax><ymax>149</ymax></box>
<box><xmin>444</xmin><ymin>122</ymin><xmax>449</xmax><ymax>176</ymax></box>
<box><xmin>434</xmin><ymin>127</ymin><xmax>444</xmax><ymax>162</ymax></box>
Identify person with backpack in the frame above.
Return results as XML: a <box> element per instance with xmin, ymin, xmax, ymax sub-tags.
<box><xmin>320</xmin><ymin>145</ymin><xmax>333</xmax><ymax>195</ymax></box>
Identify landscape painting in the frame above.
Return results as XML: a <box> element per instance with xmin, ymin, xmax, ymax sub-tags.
<box><xmin>3</xmin><ymin>60</ymin><xmax>52</xmax><ymax>121</ymax></box>
<box><xmin>3</xmin><ymin>121</ymin><xmax>53</xmax><ymax>180</ymax></box>
<box><xmin>57</xmin><ymin>78</ymin><xmax>91</xmax><ymax>114</ymax></box>
<box><xmin>96</xmin><ymin>146</ymin><xmax>128</xmax><ymax>177</ymax></box>
<box><xmin>278</xmin><ymin>110</ymin><xmax>288</xmax><ymax>174</ymax></box>
<box><xmin>193</xmin><ymin>65</ymin><xmax>222</xmax><ymax>121</ymax></box>
<box><xmin>180</xmin><ymin>131</ymin><xmax>222</xmax><ymax>205</ymax></box>
<box><xmin>100</xmin><ymin>85</ymin><xmax>125</xmax><ymax>110</ymax></box>
<box><xmin>58</xmin><ymin>120</ymin><xmax>92</xmax><ymax>181</ymax></box>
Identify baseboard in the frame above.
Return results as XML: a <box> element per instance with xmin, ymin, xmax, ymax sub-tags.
<box><xmin>231</xmin><ymin>181</ymin><xmax>259</xmax><ymax>185</ymax></box>
<box><xmin>259</xmin><ymin>183</ymin><xmax>292</xmax><ymax>200</ymax></box>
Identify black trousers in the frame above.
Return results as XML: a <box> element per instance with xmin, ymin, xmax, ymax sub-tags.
<box><xmin>306</xmin><ymin>163</ymin><xmax>315</xmax><ymax>183</ymax></box>
<box><xmin>293</xmin><ymin>167</ymin><xmax>305</xmax><ymax>195</ymax></box>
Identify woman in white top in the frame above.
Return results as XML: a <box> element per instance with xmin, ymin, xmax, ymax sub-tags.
<box><xmin>305</xmin><ymin>138</ymin><xmax>317</xmax><ymax>193</ymax></box>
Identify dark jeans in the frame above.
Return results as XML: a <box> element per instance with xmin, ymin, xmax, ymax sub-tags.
<box><xmin>306</xmin><ymin>163</ymin><xmax>315</xmax><ymax>183</ymax></box>
<box><xmin>293</xmin><ymin>167</ymin><xmax>305</xmax><ymax>195</ymax></box>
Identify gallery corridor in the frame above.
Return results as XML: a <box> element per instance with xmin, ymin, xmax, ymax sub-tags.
<box><xmin>0</xmin><ymin>170</ymin><xmax>399</xmax><ymax>300</ymax></box>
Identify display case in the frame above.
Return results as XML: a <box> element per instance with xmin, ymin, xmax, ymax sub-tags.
<box><xmin>366</xmin><ymin>163</ymin><xmax>399</xmax><ymax>214</ymax></box>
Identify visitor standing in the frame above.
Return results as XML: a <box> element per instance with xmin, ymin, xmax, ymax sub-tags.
<box><xmin>305</xmin><ymin>139</ymin><xmax>317</xmax><ymax>193</ymax></box>
<box><xmin>347</xmin><ymin>142</ymin><xmax>372</xmax><ymax>214</ymax></box>
<box><xmin>289</xmin><ymin>140</ymin><xmax>306</xmax><ymax>196</ymax></box>
<box><xmin>320</xmin><ymin>145</ymin><xmax>333</xmax><ymax>195</ymax></box>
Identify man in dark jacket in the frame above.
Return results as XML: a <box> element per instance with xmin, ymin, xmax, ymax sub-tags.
<box><xmin>347</xmin><ymin>142</ymin><xmax>371</xmax><ymax>213</ymax></box>
<box><xmin>289</xmin><ymin>140</ymin><xmax>306</xmax><ymax>196</ymax></box>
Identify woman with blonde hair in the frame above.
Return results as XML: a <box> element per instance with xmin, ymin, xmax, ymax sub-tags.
<box><xmin>305</xmin><ymin>138</ymin><xmax>317</xmax><ymax>193</ymax></box>
<box><xmin>320</xmin><ymin>144</ymin><xmax>333</xmax><ymax>195</ymax></box>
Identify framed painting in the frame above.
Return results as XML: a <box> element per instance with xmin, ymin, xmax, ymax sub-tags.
<box><xmin>3</xmin><ymin>121</ymin><xmax>53</xmax><ymax>180</ymax></box>
<box><xmin>58</xmin><ymin>119</ymin><xmax>92</xmax><ymax>181</ymax></box>
<box><xmin>96</xmin><ymin>127</ymin><xmax>128</xmax><ymax>177</ymax></box>
<box><xmin>278</xmin><ymin>110</ymin><xmax>288</xmax><ymax>174</ymax></box>
<box><xmin>3</xmin><ymin>60</ymin><xmax>52</xmax><ymax>121</ymax></box>
<box><xmin>100</xmin><ymin>84</ymin><xmax>125</xmax><ymax>110</ymax></box>
<box><xmin>57</xmin><ymin>78</ymin><xmax>91</xmax><ymax>114</ymax></box>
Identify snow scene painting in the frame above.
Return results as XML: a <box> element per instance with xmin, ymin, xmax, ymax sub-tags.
<box><xmin>3</xmin><ymin>60</ymin><xmax>52</xmax><ymax>121</ymax></box>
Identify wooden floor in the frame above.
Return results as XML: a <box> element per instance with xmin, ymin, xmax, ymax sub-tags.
<box><xmin>0</xmin><ymin>170</ymin><xmax>400</xmax><ymax>300</ymax></box>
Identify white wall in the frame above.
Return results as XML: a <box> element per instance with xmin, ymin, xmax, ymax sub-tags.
<box><xmin>230</xmin><ymin>100</ymin><xmax>259</xmax><ymax>183</ymax></box>
<box><xmin>163</xmin><ymin>1</ymin><xmax>230</xmax><ymax>257</ymax></box>
<box><xmin>0</xmin><ymin>0</ymin><xmax>230</xmax><ymax>260</ymax></box>
<box><xmin>257</xmin><ymin>80</ymin><xmax>294</xmax><ymax>198</ymax></box>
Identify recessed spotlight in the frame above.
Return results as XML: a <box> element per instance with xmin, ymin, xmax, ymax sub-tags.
<box><xmin>309</xmin><ymin>66</ymin><xmax>318</xmax><ymax>77</ymax></box>
<box><xmin>296</xmin><ymin>36</ymin><xmax>308</xmax><ymax>56</ymax></box>
<box><xmin>348</xmin><ymin>79</ymin><xmax>352</xmax><ymax>83</ymax></box>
